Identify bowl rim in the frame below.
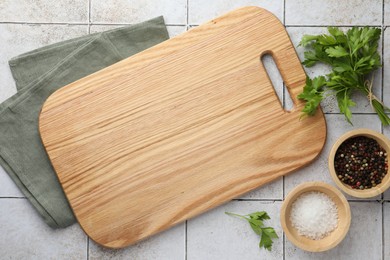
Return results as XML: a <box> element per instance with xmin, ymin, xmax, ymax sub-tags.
<box><xmin>280</xmin><ymin>181</ymin><xmax>351</xmax><ymax>252</ymax></box>
<box><xmin>328</xmin><ymin>128</ymin><xmax>390</xmax><ymax>198</ymax></box>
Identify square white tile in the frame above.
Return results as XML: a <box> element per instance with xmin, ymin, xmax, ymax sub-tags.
<box><xmin>0</xmin><ymin>0</ymin><xmax>88</xmax><ymax>23</ymax></box>
<box><xmin>286</xmin><ymin>0</ymin><xmax>382</xmax><ymax>26</ymax></box>
<box><xmin>91</xmin><ymin>0</ymin><xmax>187</xmax><ymax>25</ymax></box>
<box><xmin>187</xmin><ymin>200</ymin><xmax>283</xmax><ymax>260</ymax></box>
<box><xmin>284</xmin><ymin>114</ymin><xmax>382</xmax><ymax>201</ymax></box>
<box><xmin>0</xmin><ymin>24</ymin><xmax>88</xmax><ymax>103</ymax></box>
<box><xmin>188</xmin><ymin>0</ymin><xmax>284</xmax><ymax>25</ymax></box>
<box><xmin>285</xmin><ymin>202</ymin><xmax>382</xmax><ymax>259</ymax></box>
<box><xmin>89</xmin><ymin>224</ymin><xmax>185</xmax><ymax>260</ymax></box>
<box><xmin>0</xmin><ymin>199</ymin><xmax>87</xmax><ymax>259</ymax></box>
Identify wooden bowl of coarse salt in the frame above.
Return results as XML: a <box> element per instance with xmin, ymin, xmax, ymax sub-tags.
<box><xmin>329</xmin><ymin>128</ymin><xmax>390</xmax><ymax>198</ymax></box>
<box><xmin>280</xmin><ymin>182</ymin><xmax>351</xmax><ymax>252</ymax></box>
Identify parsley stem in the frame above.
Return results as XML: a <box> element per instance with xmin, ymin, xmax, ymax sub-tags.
<box><xmin>225</xmin><ymin>212</ymin><xmax>249</xmax><ymax>220</ymax></box>
<box><xmin>361</xmin><ymin>82</ymin><xmax>390</xmax><ymax>125</ymax></box>
<box><xmin>225</xmin><ymin>211</ymin><xmax>278</xmax><ymax>251</ymax></box>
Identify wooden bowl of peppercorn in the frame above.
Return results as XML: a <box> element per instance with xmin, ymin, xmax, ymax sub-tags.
<box><xmin>329</xmin><ymin>129</ymin><xmax>390</xmax><ymax>198</ymax></box>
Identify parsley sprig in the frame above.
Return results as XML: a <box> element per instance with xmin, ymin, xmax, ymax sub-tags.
<box><xmin>225</xmin><ymin>211</ymin><xmax>278</xmax><ymax>251</ymax></box>
<box><xmin>297</xmin><ymin>27</ymin><xmax>390</xmax><ymax>125</ymax></box>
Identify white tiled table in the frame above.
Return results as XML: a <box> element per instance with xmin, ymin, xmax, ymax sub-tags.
<box><xmin>0</xmin><ymin>1</ymin><xmax>389</xmax><ymax>259</ymax></box>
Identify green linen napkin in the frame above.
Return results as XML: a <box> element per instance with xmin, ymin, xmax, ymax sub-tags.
<box><xmin>0</xmin><ymin>17</ymin><xmax>169</xmax><ymax>228</ymax></box>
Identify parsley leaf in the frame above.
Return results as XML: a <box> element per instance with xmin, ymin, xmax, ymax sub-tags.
<box><xmin>248</xmin><ymin>211</ymin><xmax>270</xmax><ymax>220</ymax></box>
<box><xmin>325</xmin><ymin>46</ymin><xmax>349</xmax><ymax>57</ymax></box>
<box><xmin>225</xmin><ymin>211</ymin><xmax>279</xmax><ymax>251</ymax></box>
<box><xmin>260</xmin><ymin>227</ymin><xmax>279</xmax><ymax>251</ymax></box>
<box><xmin>297</xmin><ymin>27</ymin><xmax>390</xmax><ymax>125</ymax></box>
<box><xmin>336</xmin><ymin>90</ymin><xmax>356</xmax><ymax>124</ymax></box>
<box><xmin>297</xmin><ymin>76</ymin><xmax>326</xmax><ymax>116</ymax></box>
<box><xmin>299</xmin><ymin>35</ymin><xmax>319</xmax><ymax>47</ymax></box>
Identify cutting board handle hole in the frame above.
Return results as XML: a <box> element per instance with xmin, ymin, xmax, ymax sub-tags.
<box><xmin>261</xmin><ymin>54</ymin><xmax>294</xmax><ymax>112</ymax></box>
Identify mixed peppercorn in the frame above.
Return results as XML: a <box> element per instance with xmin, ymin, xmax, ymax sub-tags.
<box><xmin>334</xmin><ymin>136</ymin><xmax>388</xmax><ymax>190</ymax></box>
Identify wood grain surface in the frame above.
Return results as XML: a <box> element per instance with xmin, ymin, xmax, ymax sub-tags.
<box><xmin>39</xmin><ymin>6</ymin><xmax>327</xmax><ymax>248</ymax></box>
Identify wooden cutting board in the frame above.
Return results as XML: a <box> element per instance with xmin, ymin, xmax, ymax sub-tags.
<box><xmin>39</xmin><ymin>6</ymin><xmax>326</xmax><ymax>248</ymax></box>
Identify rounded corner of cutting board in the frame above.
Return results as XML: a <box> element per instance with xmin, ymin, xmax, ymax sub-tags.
<box><xmin>77</xmin><ymin>216</ymin><xmax>146</xmax><ymax>249</ymax></box>
<box><xmin>82</xmin><ymin>229</ymin><xmax>128</xmax><ymax>249</ymax></box>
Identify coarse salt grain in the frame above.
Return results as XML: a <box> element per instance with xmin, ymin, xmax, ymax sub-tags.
<box><xmin>289</xmin><ymin>191</ymin><xmax>338</xmax><ymax>240</ymax></box>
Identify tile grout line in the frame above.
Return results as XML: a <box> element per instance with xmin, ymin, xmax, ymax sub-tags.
<box><xmin>283</xmin><ymin>233</ymin><xmax>286</xmax><ymax>260</ymax></box>
<box><xmin>381</xmin><ymin>0</ymin><xmax>385</xmax><ymax>137</ymax></box>
<box><xmin>188</xmin><ymin>24</ymin><xmax>383</xmax><ymax>28</ymax></box>
<box><xmin>0</xmin><ymin>21</ymin><xmax>188</xmax><ymax>27</ymax></box>
<box><xmin>282</xmin><ymin>4</ymin><xmax>287</xmax><ymax>230</ymax></box>
<box><xmin>234</xmin><ymin>198</ymin><xmax>283</xmax><ymax>202</ymax></box>
<box><xmin>284</xmin><ymin>24</ymin><xmax>384</xmax><ymax>27</ymax></box>
<box><xmin>88</xmin><ymin>0</ymin><xmax>91</xmax><ymax>34</ymax></box>
<box><xmin>0</xmin><ymin>21</ymin><xmax>89</xmax><ymax>25</ymax></box>
<box><xmin>185</xmin><ymin>220</ymin><xmax>188</xmax><ymax>260</ymax></box>
<box><xmin>87</xmin><ymin>8</ymin><xmax>91</xmax><ymax>260</ymax></box>
<box><xmin>280</xmin><ymin>0</ymin><xmax>293</xmax><ymax>249</ymax></box>
<box><xmin>85</xmin><ymin>0</ymin><xmax>89</xmax><ymax>247</ymax></box>
<box><xmin>0</xmin><ymin>197</ymin><xmax>26</xmax><ymax>199</ymax></box>
<box><xmin>325</xmin><ymin>112</ymin><xmax>389</xmax><ymax>115</ymax></box>
<box><xmin>282</xmin><ymin>0</ymin><xmax>286</xmax><ymax>237</ymax></box>
<box><xmin>383</xmin><ymin>202</ymin><xmax>385</xmax><ymax>260</ymax></box>
<box><xmin>0</xmin><ymin>21</ymin><xmax>385</xmax><ymax>28</ymax></box>
<box><xmin>0</xmin><ymin>196</ymin><xmax>381</xmax><ymax>201</ymax></box>
<box><xmin>381</xmin><ymin>2</ymin><xmax>385</xmax><ymax>260</ymax></box>
<box><xmin>186</xmin><ymin>0</ymin><xmax>189</xmax><ymax>26</ymax></box>
<box><xmin>87</xmin><ymin>237</ymin><xmax>89</xmax><ymax>260</ymax></box>
<box><xmin>382</xmin><ymin>0</ymin><xmax>385</xmax><ymax>130</ymax></box>
<box><xmin>282</xmin><ymin>135</ymin><xmax>286</xmax><ymax>257</ymax></box>
<box><xmin>233</xmin><ymin>198</ymin><xmax>385</xmax><ymax>202</ymax></box>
